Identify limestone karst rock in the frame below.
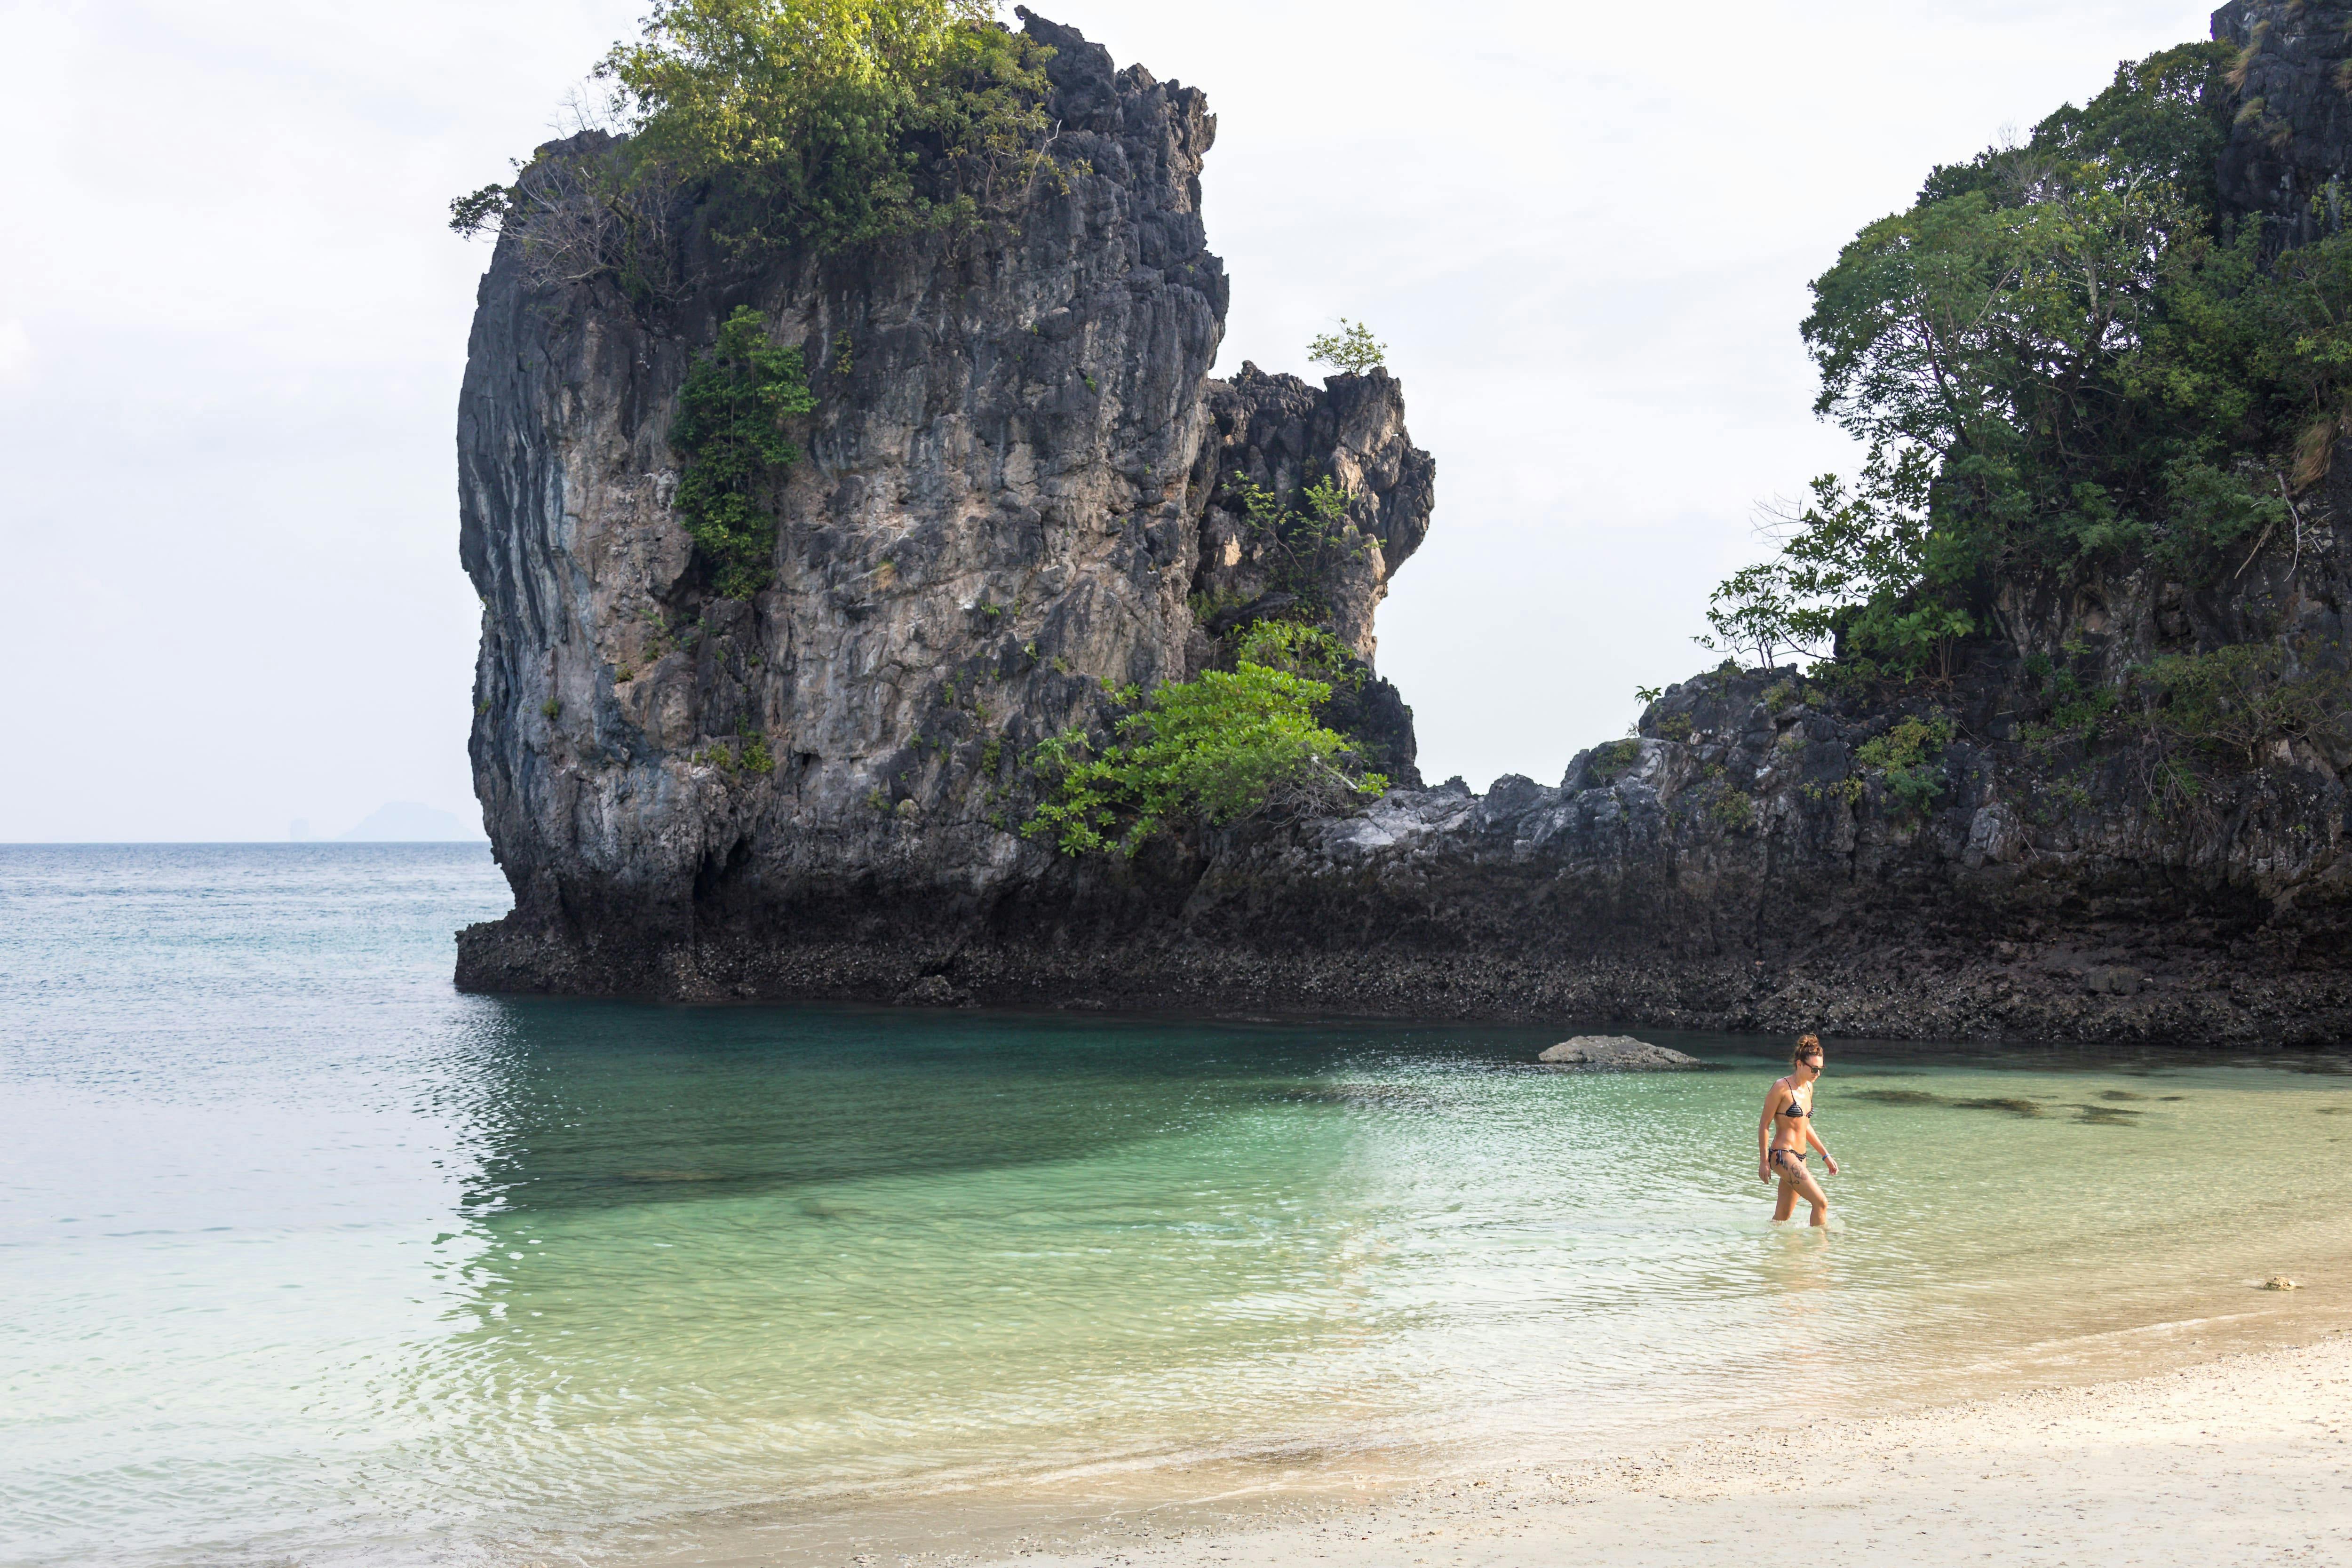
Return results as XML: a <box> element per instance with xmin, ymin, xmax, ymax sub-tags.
<box><xmin>457</xmin><ymin>12</ymin><xmax>1430</xmax><ymax>997</ymax></box>
<box><xmin>459</xmin><ymin>1</ymin><xmax>2352</xmax><ymax>1047</ymax></box>
<box><xmin>2214</xmin><ymin>0</ymin><xmax>2352</xmax><ymax>251</ymax></box>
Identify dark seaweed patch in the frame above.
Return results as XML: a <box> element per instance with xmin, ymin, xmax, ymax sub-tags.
<box><xmin>1848</xmin><ymin>1089</ymin><xmax>1943</xmax><ymax>1106</ymax></box>
<box><xmin>1847</xmin><ymin>1089</ymin><xmax>2049</xmax><ymax>1116</ymax></box>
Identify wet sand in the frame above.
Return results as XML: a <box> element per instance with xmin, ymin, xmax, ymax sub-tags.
<box><xmin>983</xmin><ymin>1332</ymin><xmax>2352</xmax><ymax>1568</ymax></box>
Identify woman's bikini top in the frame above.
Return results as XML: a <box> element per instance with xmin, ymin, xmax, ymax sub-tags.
<box><xmin>1778</xmin><ymin>1080</ymin><xmax>1812</xmax><ymax>1120</ymax></box>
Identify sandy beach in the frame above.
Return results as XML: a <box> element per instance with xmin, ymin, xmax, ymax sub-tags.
<box><xmin>984</xmin><ymin>1332</ymin><xmax>2352</xmax><ymax>1568</ymax></box>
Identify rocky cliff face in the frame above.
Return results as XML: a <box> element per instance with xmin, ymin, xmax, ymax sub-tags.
<box><xmin>459</xmin><ymin>1</ymin><xmax>2352</xmax><ymax>1047</ymax></box>
<box><xmin>457</xmin><ymin>12</ymin><xmax>1430</xmax><ymax>996</ymax></box>
<box><xmin>2215</xmin><ymin>0</ymin><xmax>2352</xmax><ymax>249</ymax></box>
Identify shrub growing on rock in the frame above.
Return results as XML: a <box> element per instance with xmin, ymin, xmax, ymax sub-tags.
<box><xmin>453</xmin><ymin>0</ymin><xmax>1072</xmax><ymax>298</ymax></box>
<box><xmin>1588</xmin><ymin>738</ymin><xmax>1644</xmax><ymax>780</ymax></box>
<box><xmin>1854</xmin><ymin>715</ymin><xmax>1954</xmax><ymax>815</ymax></box>
<box><xmin>1307</xmin><ymin>318</ymin><xmax>1386</xmax><ymax>376</ymax></box>
<box><xmin>2137</xmin><ymin>643</ymin><xmax>2349</xmax><ymax>766</ymax></box>
<box><xmin>1023</xmin><ymin>624</ymin><xmax>1386</xmax><ymax>856</ymax></box>
<box><xmin>671</xmin><ymin>305</ymin><xmax>817</xmax><ymax>598</ymax></box>
<box><xmin>1224</xmin><ymin>472</ymin><xmax>1371</xmax><ymax>613</ymax></box>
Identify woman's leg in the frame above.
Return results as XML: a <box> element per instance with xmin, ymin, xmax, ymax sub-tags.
<box><xmin>1785</xmin><ymin>1162</ymin><xmax>1829</xmax><ymax>1227</ymax></box>
<box><xmin>1772</xmin><ymin>1156</ymin><xmax>1798</xmax><ymax>1222</ymax></box>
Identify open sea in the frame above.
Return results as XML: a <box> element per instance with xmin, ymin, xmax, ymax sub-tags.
<box><xmin>4</xmin><ymin>843</ymin><xmax>2350</xmax><ymax>1567</ymax></box>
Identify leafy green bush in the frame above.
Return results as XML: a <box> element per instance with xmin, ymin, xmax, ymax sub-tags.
<box><xmin>1700</xmin><ymin>39</ymin><xmax>2352</xmax><ymax>680</ymax></box>
<box><xmin>1588</xmin><ymin>738</ymin><xmax>1644</xmax><ymax>780</ymax></box>
<box><xmin>1853</xmin><ymin>715</ymin><xmax>1948</xmax><ymax>768</ymax></box>
<box><xmin>1223</xmin><ymin>619</ymin><xmax>1363</xmax><ymax>686</ymax></box>
<box><xmin>1023</xmin><ymin>625</ymin><xmax>1386</xmax><ymax>856</ymax></box>
<box><xmin>671</xmin><ymin>305</ymin><xmax>817</xmax><ymax>597</ymax></box>
<box><xmin>609</xmin><ymin>0</ymin><xmax>1061</xmax><ymax>256</ymax></box>
<box><xmin>454</xmin><ymin>0</ymin><xmax>1069</xmax><ymax>279</ymax></box>
<box><xmin>1307</xmin><ymin>318</ymin><xmax>1386</xmax><ymax>375</ymax></box>
<box><xmin>1854</xmin><ymin>715</ymin><xmax>1954</xmax><ymax>814</ymax></box>
<box><xmin>1802</xmin><ymin>775</ymin><xmax>1867</xmax><ymax>807</ymax></box>
<box><xmin>2020</xmin><ymin>680</ymin><xmax>2118</xmax><ymax>751</ymax></box>
<box><xmin>2138</xmin><ymin>643</ymin><xmax>2347</xmax><ymax>765</ymax></box>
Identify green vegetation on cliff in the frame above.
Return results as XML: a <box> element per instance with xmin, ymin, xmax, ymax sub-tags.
<box><xmin>1710</xmin><ymin>40</ymin><xmax>2352</xmax><ymax>682</ymax></box>
<box><xmin>1223</xmin><ymin>472</ymin><xmax>1373</xmax><ymax>614</ymax></box>
<box><xmin>1024</xmin><ymin>624</ymin><xmax>1388</xmax><ymax>856</ymax></box>
<box><xmin>1307</xmin><ymin>319</ymin><xmax>1386</xmax><ymax>376</ymax></box>
<box><xmin>606</xmin><ymin>0</ymin><xmax>1063</xmax><ymax>254</ymax></box>
<box><xmin>454</xmin><ymin>0</ymin><xmax>1067</xmax><ymax>271</ymax></box>
<box><xmin>672</xmin><ymin>305</ymin><xmax>816</xmax><ymax>597</ymax></box>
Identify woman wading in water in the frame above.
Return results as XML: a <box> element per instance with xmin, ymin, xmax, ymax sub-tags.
<box><xmin>1759</xmin><ymin>1035</ymin><xmax>1838</xmax><ymax>1226</ymax></box>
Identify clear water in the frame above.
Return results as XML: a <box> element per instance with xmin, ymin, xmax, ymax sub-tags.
<box><xmin>4</xmin><ymin>845</ymin><xmax>2350</xmax><ymax>1567</ymax></box>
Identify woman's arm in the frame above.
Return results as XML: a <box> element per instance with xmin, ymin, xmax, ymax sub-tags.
<box><xmin>1806</xmin><ymin>1121</ymin><xmax>1839</xmax><ymax>1175</ymax></box>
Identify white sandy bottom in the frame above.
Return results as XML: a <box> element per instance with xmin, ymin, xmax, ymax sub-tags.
<box><xmin>980</xmin><ymin>1334</ymin><xmax>2352</xmax><ymax>1568</ymax></box>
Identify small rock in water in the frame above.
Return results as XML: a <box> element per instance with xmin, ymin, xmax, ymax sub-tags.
<box><xmin>1537</xmin><ymin>1035</ymin><xmax>1702</xmax><ymax>1070</ymax></box>
<box><xmin>2263</xmin><ymin>1275</ymin><xmax>2300</xmax><ymax>1290</ymax></box>
<box><xmin>896</xmin><ymin>974</ymin><xmax>964</xmax><ymax>1007</ymax></box>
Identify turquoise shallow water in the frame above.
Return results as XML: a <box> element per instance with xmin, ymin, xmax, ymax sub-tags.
<box><xmin>4</xmin><ymin>845</ymin><xmax>2351</xmax><ymax>1567</ymax></box>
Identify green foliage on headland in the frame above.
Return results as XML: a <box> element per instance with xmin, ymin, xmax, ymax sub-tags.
<box><xmin>1307</xmin><ymin>319</ymin><xmax>1386</xmax><ymax>376</ymax></box>
<box><xmin>1024</xmin><ymin>624</ymin><xmax>1388</xmax><ymax>856</ymax></box>
<box><xmin>606</xmin><ymin>0</ymin><xmax>1064</xmax><ymax>255</ymax></box>
<box><xmin>672</xmin><ymin>306</ymin><xmax>817</xmax><ymax>598</ymax></box>
<box><xmin>1706</xmin><ymin>40</ymin><xmax>2352</xmax><ymax>683</ymax></box>
<box><xmin>453</xmin><ymin>0</ymin><xmax>1070</xmax><ymax>281</ymax></box>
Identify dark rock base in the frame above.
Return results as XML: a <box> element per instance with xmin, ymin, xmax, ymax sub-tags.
<box><xmin>454</xmin><ymin>913</ymin><xmax>2352</xmax><ymax>1047</ymax></box>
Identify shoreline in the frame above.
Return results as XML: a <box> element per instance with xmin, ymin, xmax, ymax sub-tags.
<box><xmin>960</xmin><ymin>1330</ymin><xmax>2352</xmax><ymax>1568</ymax></box>
<box><xmin>629</xmin><ymin>1301</ymin><xmax>2352</xmax><ymax>1568</ymax></box>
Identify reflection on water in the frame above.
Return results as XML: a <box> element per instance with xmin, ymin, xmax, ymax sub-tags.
<box><xmin>3</xmin><ymin>845</ymin><xmax>2351</xmax><ymax>1568</ymax></box>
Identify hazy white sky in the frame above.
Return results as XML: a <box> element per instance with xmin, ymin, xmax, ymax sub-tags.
<box><xmin>0</xmin><ymin>0</ymin><xmax>2218</xmax><ymax>839</ymax></box>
